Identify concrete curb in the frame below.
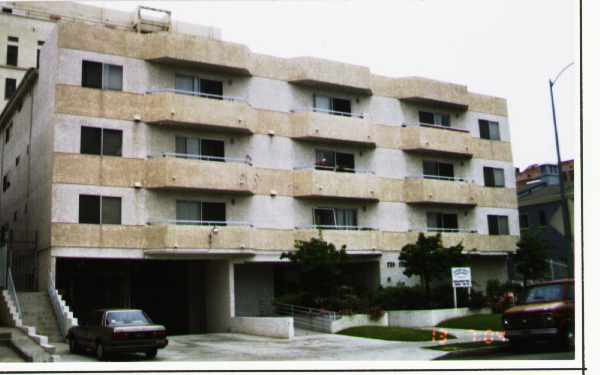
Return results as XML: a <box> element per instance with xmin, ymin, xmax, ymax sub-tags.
<box><xmin>432</xmin><ymin>343</ymin><xmax>508</xmax><ymax>360</ymax></box>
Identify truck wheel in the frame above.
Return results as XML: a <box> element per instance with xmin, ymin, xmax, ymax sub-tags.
<box><xmin>96</xmin><ymin>343</ymin><xmax>107</xmax><ymax>361</ymax></box>
<box><xmin>146</xmin><ymin>348</ymin><xmax>157</xmax><ymax>359</ymax></box>
<box><xmin>68</xmin><ymin>337</ymin><xmax>79</xmax><ymax>354</ymax></box>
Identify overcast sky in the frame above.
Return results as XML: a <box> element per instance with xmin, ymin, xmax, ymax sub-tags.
<box><xmin>93</xmin><ymin>0</ymin><xmax>576</xmax><ymax>170</ymax></box>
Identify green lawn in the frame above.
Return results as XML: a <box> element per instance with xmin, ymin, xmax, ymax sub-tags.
<box><xmin>338</xmin><ymin>326</ymin><xmax>456</xmax><ymax>342</ymax></box>
<box><xmin>437</xmin><ymin>314</ymin><xmax>503</xmax><ymax>331</ymax></box>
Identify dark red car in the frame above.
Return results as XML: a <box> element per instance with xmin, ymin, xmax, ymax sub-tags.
<box><xmin>502</xmin><ymin>279</ymin><xmax>574</xmax><ymax>349</ymax></box>
<box><xmin>67</xmin><ymin>309</ymin><xmax>168</xmax><ymax>360</ymax></box>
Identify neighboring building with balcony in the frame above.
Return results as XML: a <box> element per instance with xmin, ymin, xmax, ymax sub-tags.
<box><xmin>0</xmin><ymin>18</ymin><xmax>519</xmax><ymax>335</ymax></box>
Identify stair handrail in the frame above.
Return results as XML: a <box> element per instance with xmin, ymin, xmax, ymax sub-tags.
<box><xmin>47</xmin><ymin>271</ymin><xmax>67</xmax><ymax>337</ymax></box>
<box><xmin>6</xmin><ymin>268</ymin><xmax>22</xmax><ymax>319</ymax></box>
<box><xmin>272</xmin><ymin>302</ymin><xmax>339</xmax><ymax>321</ymax></box>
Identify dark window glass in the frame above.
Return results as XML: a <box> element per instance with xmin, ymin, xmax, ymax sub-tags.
<box><xmin>36</xmin><ymin>49</ymin><xmax>40</xmax><ymax>69</ymax></box>
<box><xmin>314</xmin><ymin>208</ymin><xmax>335</xmax><ymax>228</ymax></box>
<box><xmin>315</xmin><ymin>150</ymin><xmax>335</xmax><ymax>170</ymax></box>
<box><xmin>484</xmin><ymin>167</ymin><xmax>505</xmax><ymax>187</ymax></box>
<box><xmin>80</xmin><ymin>127</ymin><xmax>102</xmax><ymax>155</ymax></box>
<box><xmin>331</xmin><ymin>97</ymin><xmax>352</xmax><ymax>115</ymax></box>
<box><xmin>438</xmin><ymin>163</ymin><xmax>454</xmax><ymax>178</ymax></box>
<box><xmin>4</xmin><ymin>78</ymin><xmax>16</xmax><ymax>100</ymax></box>
<box><xmin>176</xmin><ymin>201</ymin><xmax>202</xmax><ymax>222</ymax></box>
<box><xmin>335</xmin><ymin>152</ymin><xmax>355</xmax><ymax>173</ymax></box>
<box><xmin>199</xmin><ymin>79</ymin><xmax>223</xmax><ymax>98</ymax></box>
<box><xmin>423</xmin><ymin>160</ymin><xmax>454</xmax><ymax>180</ymax></box>
<box><xmin>2</xmin><ymin>174</ymin><xmax>9</xmax><ymax>192</ymax></box>
<box><xmin>6</xmin><ymin>45</ymin><xmax>18</xmax><ymax>66</ymax></box>
<box><xmin>427</xmin><ymin>212</ymin><xmax>458</xmax><ymax>232</ymax></box>
<box><xmin>5</xmin><ymin>123</ymin><xmax>12</xmax><ymax>144</ymax></box>
<box><xmin>488</xmin><ymin>215</ymin><xmax>509</xmax><ymax>235</ymax></box>
<box><xmin>82</xmin><ymin>60</ymin><xmax>102</xmax><ymax>89</ymax></box>
<box><xmin>479</xmin><ymin>119</ymin><xmax>501</xmax><ymax>140</ymax></box>
<box><xmin>175</xmin><ymin>136</ymin><xmax>187</xmax><ymax>155</ymax></box>
<box><xmin>538</xmin><ymin>210</ymin><xmax>547</xmax><ymax>226</ymax></box>
<box><xmin>519</xmin><ymin>214</ymin><xmax>529</xmax><ymax>229</ymax></box>
<box><xmin>478</xmin><ymin>120</ymin><xmax>490</xmax><ymax>139</ymax></box>
<box><xmin>201</xmin><ymin>139</ymin><xmax>225</xmax><ymax>161</ymax></box>
<box><xmin>523</xmin><ymin>284</ymin><xmax>564</xmax><ymax>304</ymax></box>
<box><xmin>102</xmin><ymin>129</ymin><xmax>122</xmax><ymax>156</ymax></box>
<box><xmin>419</xmin><ymin>111</ymin><xmax>434</xmax><ymax>124</ymax></box>
<box><xmin>101</xmin><ymin>196</ymin><xmax>121</xmax><ymax>224</ymax></box>
<box><xmin>2</xmin><ymin>7</ymin><xmax>12</xmax><ymax>13</ymax></box>
<box><xmin>202</xmin><ymin>202</ymin><xmax>226</xmax><ymax>224</ymax></box>
<box><xmin>175</xmin><ymin>75</ymin><xmax>195</xmax><ymax>94</ymax></box>
<box><xmin>79</xmin><ymin>195</ymin><xmax>100</xmax><ymax>224</ymax></box>
<box><xmin>15</xmin><ymin>156</ymin><xmax>19</xmax><ymax>166</ymax></box>
<box><xmin>103</xmin><ymin>64</ymin><xmax>123</xmax><ymax>91</ymax></box>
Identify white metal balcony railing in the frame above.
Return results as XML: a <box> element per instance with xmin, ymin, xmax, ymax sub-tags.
<box><xmin>294</xmin><ymin>165</ymin><xmax>375</xmax><ymax>175</ymax></box>
<box><xmin>405</xmin><ymin>175</ymin><xmax>473</xmax><ymax>183</ymax></box>
<box><xmin>415</xmin><ymin>122</ymin><xmax>470</xmax><ymax>133</ymax></box>
<box><xmin>147</xmin><ymin>219</ymin><xmax>252</xmax><ymax>227</ymax></box>
<box><xmin>297</xmin><ymin>224</ymin><xmax>376</xmax><ymax>231</ymax></box>
<box><xmin>419</xmin><ymin>227</ymin><xmax>478</xmax><ymax>234</ymax></box>
<box><xmin>151</xmin><ymin>152</ymin><xmax>253</xmax><ymax>165</ymax></box>
<box><xmin>146</xmin><ymin>88</ymin><xmax>247</xmax><ymax>103</ymax></box>
<box><xmin>292</xmin><ymin>107</ymin><xmax>367</xmax><ymax>119</ymax></box>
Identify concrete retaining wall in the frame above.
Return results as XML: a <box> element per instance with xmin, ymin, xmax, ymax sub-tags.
<box><xmin>387</xmin><ymin>308</ymin><xmax>490</xmax><ymax>328</ymax></box>
<box><xmin>330</xmin><ymin>313</ymin><xmax>388</xmax><ymax>333</ymax></box>
<box><xmin>230</xmin><ymin>317</ymin><xmax>294</xmax><ymax>339</ymax></box>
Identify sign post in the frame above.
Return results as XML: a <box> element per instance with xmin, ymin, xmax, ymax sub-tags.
<box><xmin>451</xmin><ymin>267</ymin><xmax>472</xmax><ymax>309</ymax></box>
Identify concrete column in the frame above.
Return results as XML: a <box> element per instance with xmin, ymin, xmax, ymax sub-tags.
<box><xmin>205</xmin><ymin>260</ymin><xmax>235</xmax><ymax>333</ymax></box>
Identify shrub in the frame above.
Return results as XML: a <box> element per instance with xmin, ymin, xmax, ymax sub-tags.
<box><xmin>468</xmin><ymin>290</ymin><xmax>487</xmax><ymax>311</ymax></box>
<box><xmin>368</xmin><ymin>307</ymin><xmax>385</xmax><ymax>321</ymax></box>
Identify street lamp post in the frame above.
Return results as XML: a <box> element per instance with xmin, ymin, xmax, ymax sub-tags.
<box><xmin>548</xmin><ymin>62</ymin><xmax>573</xmax><ymax>277</ymax></box>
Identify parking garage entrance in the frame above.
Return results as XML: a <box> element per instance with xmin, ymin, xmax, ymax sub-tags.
<box><xmin>55</xmin><ymin>258</ymin><xmax>208</xmax><ymax>335</ymax></box>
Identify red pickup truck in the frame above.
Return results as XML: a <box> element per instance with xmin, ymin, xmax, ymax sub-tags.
<box><xmin>67</xmin><ymin>309</ymin><xmax>168</xmax><ymax>360</ymax></box>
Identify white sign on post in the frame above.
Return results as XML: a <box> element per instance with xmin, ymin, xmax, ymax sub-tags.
<box><xmin>451</xmin><ymin>267</ymin><xmax>472</xmax><ymax>309</ymax></box>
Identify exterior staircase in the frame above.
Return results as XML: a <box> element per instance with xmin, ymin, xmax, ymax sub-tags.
<box><xmin>17</xmin><ymin>292</ymin><xmax>63</xmax><ymax>343</ymax></box>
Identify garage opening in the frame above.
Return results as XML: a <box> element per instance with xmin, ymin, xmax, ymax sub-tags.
<box><xmin>55</xmin><ymin>258</ymin><xmax>208</xmax><ymax>335</ymax></box>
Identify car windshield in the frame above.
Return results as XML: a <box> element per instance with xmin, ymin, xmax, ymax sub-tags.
<box><xmin>521</xmin><ymin>284</ymin><xmax>564</xmax><ymax>304</ymax></box>
<box><xmin>105</xmin><ymin>310</ymin><xmax>151</xmax><ymax>326</ymax></box>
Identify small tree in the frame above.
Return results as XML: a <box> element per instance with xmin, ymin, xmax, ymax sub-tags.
<box><xmin>280</xmin><ymin>238</ymin><xmax>349</xmax><ymax>302</ymax></box>
<box><xmin>398</xmin><ymin>233</ymin><xmax>468</xmax><ymax>304</ymax></box>
<box><xmin>513</xmin><ymin>231</ymin><xmax>548</xmax><ymax>287</ymax></box>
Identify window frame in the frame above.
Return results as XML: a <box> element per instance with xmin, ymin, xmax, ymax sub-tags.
<box><xmin>478</xmin><ymin>119</ymin><xmax>501</xmax><ymax>140</ymax></box>
<box><xmin>483</xmin><ymin>166</ymin><xmax>505</xmax><ymax>188</ymax></box>
<box><xmin>419</xmin><ymin>110</ymin><xmax>451</xmax><ymax>127</ymax></box>
<box><xmin>4</xmin><ymin>78</ymin><xmax>17</xmax><ymax>100</ymax></box>
<box><xmin>313</xmin><ymin>94</ymin><xmax>353</xmax><ymax>116</ymax></box>
<box><xmin>426</xmin><ymin>212</ymin><xmax>459</xmax><ymax>232</ymax></box>
<box><xmin>81</xmin><ymin>60</ymin><xmax>123</xmax><ymax>91</ymax></box>
<box><xmin>314</xmin><ymin>149</ymin><xmax>355</xmax><ymax>173</ymax></box>
<box><xmin>313</xmin><ymin>207</ymin><xmax>358</xmax><ymax>229</ymax></box>
<box><xmin>423</xmin><ymin>160</ymin><xmax>455</xmax><ymax>180</ymax></box>
<box><xmin>78</xmin><ymin>194</ymin><xmax>122</xmax><ymax>225</ymax></box>
<box><xmin>6</xmin><ymin>36</ymin><xmax>18</xmax><ymax>67</ymax></box>
<box><xmin>80</xmin><ymin>126</ymin><xmax>123</xmax><ymax>156</ymax></box>
<box><xmin>175</xmin><ymin>200</ymin><xmax>227</xmax><ymax>225</ymax></box>
<box><xmin>488</xmin><ymin>215</ymin><xmax>510</xmax><ymax>235</ymax></box>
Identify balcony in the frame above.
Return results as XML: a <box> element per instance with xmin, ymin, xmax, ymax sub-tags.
<box><xmin>399</xmin><ymin>124</ymin><xmax>474</xmax><ymax>158</ymax></box>
<box><xmin>396</xmin><ymin>77</ymin><xmax>469</xmax><ymax>111</ymax></box>
<box><xmin>52</xmin><ymin>153</ymin><xmax>145</xmax><ymax>188</ymax></box>
<box><xmin>144</xmin><ymin>154</ymin><xmax>254</xmax><ymax>194</ymax></box>
<box><xmin>143</xmin><ymin>89</ymin><xmax>255</xmax><ymax>133</ymax></box>
<box><xmin>290</xmin><ymin>109</ymin><xmax>375</xmax><ymax>147</ymax></box>
<box><xmin>294</xmin><ymin>226</ymin><xmax>380</xmax><ymax>251</ymax></box>
<box><xmin>293</xmin><ymin>168</ymin><xmax>379</xmax><ymax>201</ymax></box>
<box><xmin>288</xmin><ymin>57</ymin><xmax>372</xmax><ymax>95</ymax></box>
<box><xmin>142</xmin><ymin>32</ymin><xmax>252</xmax><ymax>75</ymax></box>
<box><xmin>51</xmin><ymin>223</ymin><xmax>147</xmax><ymax>249</ymax></box>
<box><xmin>403</xmin><ymin>177</ymin><xmax>477</xmax><ymax>207</ymax></box>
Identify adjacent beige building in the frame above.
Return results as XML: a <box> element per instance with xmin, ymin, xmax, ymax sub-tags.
<box><xmin>0</xmin><ymin>4</ymin><xmax>519</xmax><ymax>335</ymax></box>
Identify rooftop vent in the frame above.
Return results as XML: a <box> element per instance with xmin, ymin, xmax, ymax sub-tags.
<box><xmin>133</xmin><ymin>5</ymin><xmax>171</xmax><ymax>33</ymax></box>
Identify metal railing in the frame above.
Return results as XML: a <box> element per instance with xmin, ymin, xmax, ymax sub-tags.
<box><xmin>292</xmin><ymin>107</ymin><xmax>367</xmax><ymax>119</ymax></box>
<box><xmin>406</xmin><ymin>175</ymin><xmax>471</xmax><ymax>182</ymax></box>
<box><xmin>297</xmin><ymin>225</ymin><xmax>376</xmax><ymax>231</ymax></box>
<box><xmin>294</xmin><ymin>165</ymin><xmax>375</xmax><ymax>175</ymax></box>
<box><xmin>151</xmin><ymin>152</ymin><xmax>253</xmax><ymax>166</ymax></box>
<box><xmin>271</xmin><ymin>302</ymin><xmax>340</xmax><ymax>333</ymax></box>
<box><xmin>417</xmin><ymin>122</ymin><xmax>470</xmax><ymax>133</ymax></box>
<box><xmin>47</xmin><ymin>272</ymin><xmax>66</xmax><ymax>337</ymax></box>
<box><xmin>146</xmin><ymin>88</ymin><xmax>247</xmax><ymax>103</ymax></box>
<box><xmin>422</xmin><ymin>227</ymin><xmax>478</xmax><ymax>234</ymax></box>
<box><xmin>147</xmin><ymin>219</ymin><xmax>252</xmax><ymax>227</ymax></box>
<box><xmin>6</xmin><ymin>268</ymin><xmax>21</xmax><ymax>319</ymax></box>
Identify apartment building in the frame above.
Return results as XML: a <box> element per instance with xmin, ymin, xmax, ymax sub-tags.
<box><xmin>0</xmin><ymin>19</ymin><xmax>519</xmax><ymax>334</ymax></box>
<box><xmin>0</xmin><ymin>1</ymin><xmax>220</xmax><ymax>110</ymax></box>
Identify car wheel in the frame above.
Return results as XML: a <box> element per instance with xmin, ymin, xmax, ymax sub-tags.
<box><xmin>96</xmin><ymin>342</ymin><xmax>107</xmax><ymax>361</ymax></box>
<box><xmin>146</xmin><ymin>348</ymin><xmax>157</xmax><ymax>359</ymax></box>
<box><xmin>68</xmin><ymin>337</ymin><xmax>79</xmax><ymax>354</ymax></box>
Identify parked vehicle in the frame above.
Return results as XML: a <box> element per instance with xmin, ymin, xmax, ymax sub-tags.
<box><xmin>67</xmin><ymin>309</ymin><xmax>168</xmax><ymax>360</ymax></box>
<box><xmin>502</xmin><ymin>279</ymin><xmax>574</xmax><ymax>349</ymax></box>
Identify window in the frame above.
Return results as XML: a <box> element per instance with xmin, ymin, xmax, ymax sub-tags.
<box><xmin>82</xmin><ymin>60</ymin><xmax>122</xmax><ymax>90</ymax></box>
<box><xmin>6</xmin><ymin>37</ymin><xmax>18</xmax><ymax>66</ymax></box>
<box><xmin>175</xmin><ymin>137</ymin><xmax>225</xmax><ymax>161</ymax></box>
<box><xmin>4</xmin><ymin>78</ymin><xmax>16</xmax><ymax>100</ymax></box>
<box><xmin>36</xmin><ymin>41</ymin><xmax>44</xmax><ymax>68</ymax></box>
<box><xmin>386</xmin><ymin>262</ymin><xmax>395</xmax><ymax>268</ymax></box>
<box><xmin>13</xmin><ymin>211</ymin><xmax>17</xmax><ymax>222</ymax></box>
<box><xmin>488</xmin><ymin>215</ymin><xmax>509</xmax><ymax>235</ymax></box>
<box><xmin>2</xmin><ymin>7</ymin><xmax>13</xmax><ymax>14</ymax></box>
<box><xmin>483</xmin><ymin>167</ymin><xmax>505</xmax><ymax>187</ymax></box>
<box><xmin>426</xmin><ymin>212</ymin><xmax>459</xmax><ymax>232</ymax></box>
<box><xmin>4</xmin><ymin>122</ymin><xmax>12</xmax><ymax>144</ymax></box>
<box><xmin>313</xmin><ymin>95</ymin><xmax>352</xmax><ymax>116</ymax></box>
<box><xmin>313</xmin><ymin>208</ymin><xmax>358</xmax><ymax>229</ymax></box>
<box><xmin>175</xmin><ymin>75</ymin><xmax>224</xmax><ymax>99</ymax></box>
<box><xmin>519</xmin><ymin>214</ymin><xmax>529</xmax><ymax>230</ymax></box>
<box><xmin>80</xmin><ymin>127</ymin><xmax>122</xmax><ymax>156</ymax></box>
<box><xmin>419</xmin><ymin>111</ymin><xmax>450</xmax><ymax>127</ymax></box>
<box><xmin>2</xmin><ymin>174</ymin><xmax>10</xmax><ymax>192</ymax></box>
<box><xmin>538</xmin><ymin>210</ymin><xmax>547</xmax><ymax>226</ymax></box>
<box><xmin>15</xmin><ymin>156</ymin><xmax>19</xmax><ymax>167</ymax></box>
<box><xmin>315</xmin><ymin>149</ymin><xmax>355</xmax><ymax>172</ymax></box>
<box><xmin>479</xmin><ymin>119</ymin><xmax>500</xmax><ymax>140</ymax></box>
<box><xmin>78</xmin><ymin>195</ymin><xmax>121</xmax><ymax>224</ymax></box>
<box><xmin>423</xmin><ymin>160</ymin><xmax>454</xmax><ymax>180</ymax></box>
<box><xmin>176</xmin><ymin>201</ymin><xmax>226</xmax><ymax>225</ymax></box>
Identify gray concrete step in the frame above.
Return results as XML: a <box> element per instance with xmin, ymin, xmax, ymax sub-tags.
<box><xmin>17</xmin><ymin>292</ymin><xmax>63</xmax><ymax>343</ymax></box>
